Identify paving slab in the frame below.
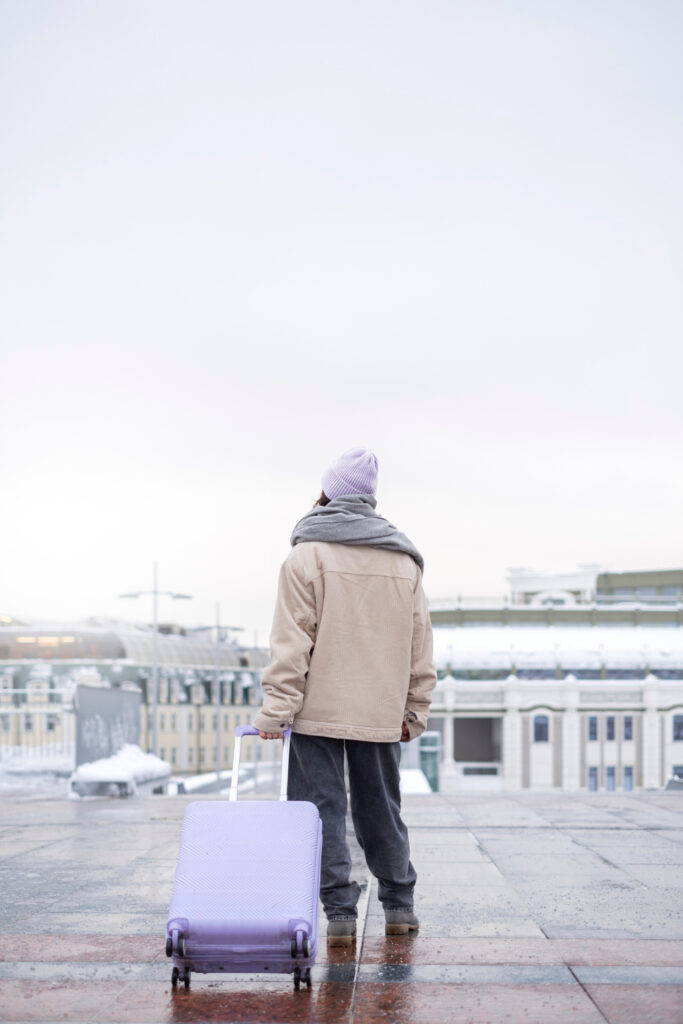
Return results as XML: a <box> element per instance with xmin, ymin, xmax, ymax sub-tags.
<box><xmin>584</xmin><ymin>984</ymin><xmax>683</xmax><ymax>1024</ymax></box>
<box><xmin>0</xmin><ymin>789</ymin><xmax>682</xmax><ymax>1023</ymax></box>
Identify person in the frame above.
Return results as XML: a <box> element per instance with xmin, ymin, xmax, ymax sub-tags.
<box><xmin>254</xmin><ymin>447</ymin><xmax>437</xmax><ymax>946</ymax></box>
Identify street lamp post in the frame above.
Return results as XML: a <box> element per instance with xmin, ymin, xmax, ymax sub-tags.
<box><xmin>119</xmin><ymin>560</ymin><xmax>192</xmax><ymax>757</ymax></box>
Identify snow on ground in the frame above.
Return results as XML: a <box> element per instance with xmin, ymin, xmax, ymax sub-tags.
<box><xmin>399</xmin><ymin>769</ymin><xmax>432</xmax><ymax>794</ymax></box>
<box><xmin>0</xmin><ymin>744</ymin><xmax>75</xmax><ymax>799</ymax></box>
<box><xmin>0</xmin><ymin>746</ymin><xmax>75</xmax><ymax>774</ymax></box>
<box><xmin>2</xmin><ymin>752</ymin><xmax>433</xmax><ymax>801</ymax></box>
<box><xmin>70</xmin><ymin>744</ymin><xmax>170</xmax><ymax>784</ymax></box>
<box><xmin>0</xmin><ymin>771</ymin><xmax>70</xmax><ymax>800</ymax></box>
<box><xmin>174</xmin><ymin>765</ymin><xmax>434</xmax><ymax>797</ymax></box>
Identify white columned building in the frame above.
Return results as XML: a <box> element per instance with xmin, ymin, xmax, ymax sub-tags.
<box><xmin>560</xmin><ymin>677</ymin><xmax>581</xmax><ymax>792</ymax></box>
<box><xmin>427</xmin><ymin>673</ymin><xmax>683</xmax><ymax>793</ymax></box>
<box><xmin>427</xmin><ymin>566</ymin><xmax>683</xmax><ymax>792</ymax></box>
<box><xmin>642</xmin><ymin>679</ymin><xmax>662</xmax><ymax>790</ymax></box>
<box><xmin>502</xmin><ymin>680</ymin><xmax>523</xmax><ymax>791</ymax></box>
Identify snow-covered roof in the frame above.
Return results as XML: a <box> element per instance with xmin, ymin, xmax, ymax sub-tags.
<box><xmin>433</xmin><ymin>625</ymin><xmax>683</xmax><ymax>670</ymax></box>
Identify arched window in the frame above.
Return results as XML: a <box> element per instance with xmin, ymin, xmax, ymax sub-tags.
<box><xmin>533</xmin><ymin>714</ymin><xmax>549</xmax><ymax>743</ymax></box>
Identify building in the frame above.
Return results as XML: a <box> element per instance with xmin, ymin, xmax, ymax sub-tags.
<box><xmin>3</xmin><ymin>566</ymin><xmax>683</xmax><ymax>791</ymax></box>
<box><xmin>507</xmin><ymin>566</ymin><xmax>683</xmax><ymax>607</ymax></box>
<box><xmin>427</xmin><ymin>567</ymin><xmax>683</xmax><ymax>792</ymax></box>
<box><xmin>0</xmin><ymin>616</ymin><xmax>268</xmax><ymax>775</ymax></box>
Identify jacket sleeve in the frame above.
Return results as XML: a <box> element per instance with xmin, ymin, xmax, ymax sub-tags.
<box><xmin>403</xmin><ymin>573</ymin><xmax>437</xmax><ymax>740</ymax></box>
<box><xmin>253</xmin><ymin>553</ymin><xmax>317</xmax><ymax>733</ymax></box>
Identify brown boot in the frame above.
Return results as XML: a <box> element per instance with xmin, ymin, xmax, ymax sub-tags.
<box><xmin>327</xmin><ymin>919</ymin><xmax>357</xmax><ymax>947</ymax></box>
<box><xmin>385</xmin><ymin>909</ymin><xmax>419</xmax><ymax>935</ymax></box>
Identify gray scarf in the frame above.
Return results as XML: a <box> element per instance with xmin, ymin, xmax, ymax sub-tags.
<box><xmin>290</xmin><ymin>494</ymin><xmax>424</xmax><ymax>573</ymax></box>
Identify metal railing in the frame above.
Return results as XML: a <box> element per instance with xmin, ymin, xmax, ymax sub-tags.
<box><xmin>0</xmin><ymin>690</ymin><xmax>76</xmax><ymax>772</ymax></box>
<box><xmin>430</xmin><ymin>595</ymin><xmax>683</xmax><ymax>610</ymax></box>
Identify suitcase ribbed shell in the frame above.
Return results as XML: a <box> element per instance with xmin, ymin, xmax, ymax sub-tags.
<box><xmin>167</xmin><ymin>799</ymin><xmax>322</xmax><ymax>975</ymax></box>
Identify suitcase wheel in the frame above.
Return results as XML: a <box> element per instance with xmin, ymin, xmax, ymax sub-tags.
<box><xmin>165</xmin><ymin>938</ymin><xmax>172</xmax><ymax>958</ymax></box>
<box><xmin>171</xmin><ymin>966</ymin><xmax>191</xmax><ymax>989</ymax></box>
<box><xmin>293</xmin><ymin>967</ymin><xmax>312</xmax><ymax>991</ymax></box>
<box><xmin>178</xmin><ymin>937</ymin><xmax>186</xmax><ymax>958</ymax></box>
<box><xmin>290</xmin><ymin>936</ymin><xmax>311</xmax><ymax>958</ymax></box>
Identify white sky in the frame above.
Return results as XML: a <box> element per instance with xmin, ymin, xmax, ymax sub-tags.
<box><xmin>2</xmin><ymin>1</ymin><xmax>682</xmax><ymax>643</ymax></box>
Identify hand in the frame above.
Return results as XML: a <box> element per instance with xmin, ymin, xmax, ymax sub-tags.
<box><xmin>400</xmin><ymin>723</ymin><xmax>410</xmax><ymax>743</ymax></box>
<box><xmin>258</xmin><ymin>730</ymin><xmax>284</xmax><ymax>740</ymax></box>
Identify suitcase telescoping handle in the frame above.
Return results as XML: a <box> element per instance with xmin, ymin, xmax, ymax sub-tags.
<box><xmin>229</xmin><ymin>725</ymin><xmax>292</xmax><ymax>802</ymax></box>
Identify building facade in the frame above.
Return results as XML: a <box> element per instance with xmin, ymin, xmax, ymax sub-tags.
<box><xmin>3</xmin><ymin>567</ymin><xmax>683</xmax><ymax>791</ymax></box>
<box><xmin>427</xmin><ymin>673</ymin><xmax>683</xmax><ymax>791</ymax></box>
<box><xmin>0</xmin><ymin>617</ymin><xmax>267</xmax><ymax>775</ymax></box>
<box><xmin>428</xmin><ymin>567</ymin><xmax>683</xmax><ymax>792</ymax></box>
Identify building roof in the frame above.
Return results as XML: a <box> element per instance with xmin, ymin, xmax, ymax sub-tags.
<box><xmin>0</xmin><ymin>619</ymin><xmax>262</xmax><ymax>670</ymax></box>
<box><xmin>432</xmin><ymin>624</ymin><xmax>683</xmax><ymax>671</ymax></box>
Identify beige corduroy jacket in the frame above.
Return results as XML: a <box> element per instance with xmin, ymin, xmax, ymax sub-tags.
<box><xmin>253</xmin><ymin>541</ymin><xmax>437</xmax><ymax>742</ymax></box>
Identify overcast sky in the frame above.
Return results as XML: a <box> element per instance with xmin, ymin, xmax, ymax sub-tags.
<box><xmin>2</xmin><ymin>0</ymin><xmax>681</xmax><ymax>643</ymax></box>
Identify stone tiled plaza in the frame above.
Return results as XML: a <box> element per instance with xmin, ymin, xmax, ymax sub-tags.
<box><xmin>1</xmin><ymin>787</ymin><xmax>682</xmax><ymax>1023</ymax></box>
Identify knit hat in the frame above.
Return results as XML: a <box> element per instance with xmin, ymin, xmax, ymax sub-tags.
<box><xmin>322</xmin><ymin>447</ymin><xmax>378</xmax><ymax>499</ymax></box>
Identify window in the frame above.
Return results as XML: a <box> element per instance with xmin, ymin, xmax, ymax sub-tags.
<box><xmin>188</xmin><ymin>748</ymin><xmax>193</xmax><ymax>763</ymax></box>
<box><xmin>171</xmin><ymin>748</ymin><xmax>177</xmax><ymax>765</ymax></box>
<box><xmin>171</xmin><ymin>714</ymin><xmax>176</xmax><ymax>731</ymax></box>
<box><xmin>623</xmin><ymin>766</ymin><xmax>633</xmax><ymax>791</ymax></box>
<box><xmin>188</xmin><ymin>714</ymin><xmax>194</xmax><ymax>730</ymax></box>
<box><xmin>673</xmin><ymin>716</ymin><xmax>683</xmax><ymax>742</ymax></box>
<box><xmin>235</xmin><ymin>714</ymin><xmax>241</xmax><ymax>727</ymax></box>
<box><xmin>623</xmin><ymin>716</ymin><xmax>633</xmax><ymax>741</ymax></box>
<box><xmin>200</xmin><ymin>715</ymin><xmax>205</xmax><ymax>731</ymax></box>
<box><xmin>160</xmin><ymin>747</ymin><xmax>166</xmax><ymax>760</ymax></box>
<box><xmin>1</xmin><ymin>714</ymin><xmax>10</xmax><ymax>731</ymax></box>
<box><xmin>24</xmin><ymin>714</ymin><xmax>33</xmax><ymax>732</ymax></box>
<box><xmin>224</xmin><ymin>746</ymin><xmax>230</xmax><ymax>763</ymax></box>
<box><xmin>199</xmin><ymin>747</ymin><xmax>205</xmax><ymax>763</ymax></box>
<box><xmin>47</xmin><ymin>714</ymin><xmax>57</xmax><ymax>732</ymax></box>
<box><xmin>212</xmin><ymin>714</ymin><xmax>217</xmax><ymax>729</ymax></box>
<box><xmin>588</xmin><ymin>716</ymin><xmax>598</xmax><ymax>742</ymax></box>
<box><xmin>533</xmin><ymin>715</ymin><xmax>549</xmax><ymax>742</ymax></box>
<box><xmin>673</xmin><ymin>766</ymin><xmax>683</xmax><ymax>779</ymax></box>
<box><xmin>606</xmin><ymin>717</ymin><xmax>615</xmax><ymax>741</ymax></box>
<box><xmin>223</xmin><ymin>714</ymin><xmax>229</xmax><ymax>729</ymax></box>
<box><xmin>159</xmin><ymin>714</ymin><xmax>165</xmax><ymax>731</ymax></box>
<box><xmin>606</xmin><ymin>766</ymin><xmax>616</xmax><ymax>791</ymax></box>
<box><xmin>588</xmin><ymin>766</ymin><xmax>598</xmax><ymax>791</ymax></box>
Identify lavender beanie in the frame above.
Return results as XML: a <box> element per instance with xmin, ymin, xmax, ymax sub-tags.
<box><xmin>322</xmin><ymin>447</ymin><xmax>378</xmax><ymax>499</ymax></box>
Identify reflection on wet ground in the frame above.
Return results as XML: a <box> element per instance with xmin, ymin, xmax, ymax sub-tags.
<box><xmin>1</xmin><ymin>790</ymin><xmax>682</xmax><ymax>1022</ymax></box>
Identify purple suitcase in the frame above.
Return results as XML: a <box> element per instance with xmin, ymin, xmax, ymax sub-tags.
<box><xmin>165</xmin><ymin>726</ymin><xmax>322</xmax><ymax>990</ymax></box>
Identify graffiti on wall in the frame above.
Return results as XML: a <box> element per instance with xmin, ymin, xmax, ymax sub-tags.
<box><xmin>75</xmin><ymin>685</ymin><xmax>141</xmax><ymax>767</ymax></box>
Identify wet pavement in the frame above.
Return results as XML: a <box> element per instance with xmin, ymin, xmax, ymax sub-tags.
<box><xmin>1</xmin><ymin>789</ymin><xmax>682</xmax><ymax>1023</ymax></box>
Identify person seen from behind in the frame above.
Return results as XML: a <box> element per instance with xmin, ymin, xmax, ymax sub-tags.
<box><xmin>254</xmin><ymin>447</ymin><xmax>437</xmax><ymax>946</ymax></box>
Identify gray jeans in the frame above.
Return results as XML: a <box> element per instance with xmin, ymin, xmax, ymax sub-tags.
<box><xmin>287</xmin><ymin>733</ymin><xmax>417</xmax><ymax>919</ymax></box>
